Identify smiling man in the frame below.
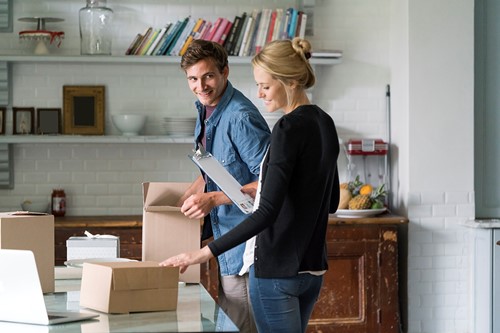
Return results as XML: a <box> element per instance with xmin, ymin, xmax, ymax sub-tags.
<box><xmin>174</xmin><ymin>39</ymin><xmax>270</xmax><ymax>333</ymax></box>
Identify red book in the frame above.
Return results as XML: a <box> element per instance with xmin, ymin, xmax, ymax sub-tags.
<box><xmin>266</xmin><ymin>10</ymin><xmax>277</xmax><ymax>44</ymax></box>
<box><xmin>205</xmin><ymin>17</ymin><xmax>222</xmax><ymax>42</ymax></box>
<box><xmin>218</xmin><ymin>21</ymin><xmax>233</xmax><ymax>45</ymax></box>
<box><xmin>211</xmin><ymin>18</ymin><xmax>229</xmax><ymax>43</ymax></box>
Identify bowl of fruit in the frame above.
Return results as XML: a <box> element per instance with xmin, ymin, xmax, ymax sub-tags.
<box><xmin>335</xmin><ymin>176</ymin><xmax>387</xmax><ymax>218</ymax></box>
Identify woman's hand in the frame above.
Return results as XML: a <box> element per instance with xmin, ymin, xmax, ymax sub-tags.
<box><xmin>159</xmin><ymin>246</ymin><xmax>214</xmax><ymax>273</ymax></box>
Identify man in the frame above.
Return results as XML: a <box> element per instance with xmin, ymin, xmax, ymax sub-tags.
<box><xmin>176</xmin><ymin>39</ymin><xmax>270</xmax><ymax>333</ymax></box>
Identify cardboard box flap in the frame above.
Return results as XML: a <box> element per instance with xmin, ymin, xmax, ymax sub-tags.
<box><xmin>104</xmin><ymin>262</ymin><xmax>179</xmax><ymax>291</ymax></box>
<box><xmin>143</xmin><ymin>182</ymin><xmax>189</xmax><ymax>208</ymax></box>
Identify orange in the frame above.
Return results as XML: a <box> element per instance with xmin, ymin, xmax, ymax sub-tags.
<box><xmin>359</xmin><ymin>184</ymin><xmax>373</xmax><ymax>196</ymax></box>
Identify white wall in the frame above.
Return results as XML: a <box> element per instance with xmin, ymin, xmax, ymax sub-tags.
<box><xmin>0</xmin><ymin>0</ymin><xmax>477</xmax><ymax>332</ymax></box>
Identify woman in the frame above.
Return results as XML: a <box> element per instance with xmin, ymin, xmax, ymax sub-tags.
<box><xmin>161</xmin><ymin>37</ymin><xmax>340</xmax><ymax>333</ymax></box>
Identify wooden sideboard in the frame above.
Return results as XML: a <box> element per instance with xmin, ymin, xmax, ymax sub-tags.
<box><xmin>54</xmin><ymin>213</ymin><xmax>408</xmax><ymax>333</ymax></box>
<box><xmin>54</xmin><ymin>215</ymin><xmax>143</xmax><ymax>266</ymax></box>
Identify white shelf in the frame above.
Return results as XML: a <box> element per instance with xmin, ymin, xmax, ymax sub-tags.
<box><xmin>0</xmin><ymin>54</ymin><xmax>342</xmax><ymax>66</ymax></box>
<box><xmin>0</xmin><ymin>135</ymin><xmax>194</xmax><ymax>144</ymax></box>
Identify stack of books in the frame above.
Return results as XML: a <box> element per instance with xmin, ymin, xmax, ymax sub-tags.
<box><xmin>125</xmin><ymin>7</ymin><xmax>313</xmax><ymax>57</ymax></box>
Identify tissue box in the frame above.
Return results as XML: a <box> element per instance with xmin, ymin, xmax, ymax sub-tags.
<box><xmin>80</xmin><ymin>261</ymin><xmax>179</xmax><ymax>314</ymax></box>
<box><xmin>0</xmin><ymin>212</ymin><xmax>54</xmax><ymax>293</ymax></box>
<box><xmin>66</xmin><ymin>236</ymin><xmax>120</xmax><ymax>261</ymax></box>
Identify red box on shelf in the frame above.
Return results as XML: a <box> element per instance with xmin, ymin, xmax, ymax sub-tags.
<box><xmin>346</xmin><ymin>139</ymin><xmax>388</xmax><ymax>156</ymax></box>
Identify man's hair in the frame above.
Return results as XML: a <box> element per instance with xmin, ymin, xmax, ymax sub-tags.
<box><xmin>180</xmin><ymin>39</ymin><xmax>228</xmax><ymax>73</ymax></box>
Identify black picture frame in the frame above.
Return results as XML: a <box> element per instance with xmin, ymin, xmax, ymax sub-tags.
<box><xmin>37</xmin><ymin>108</ymin><xmax>61</xmax><ymax>134</ymax></box>
<box><xmin>13</xmin><ymin>107</ymin><xmax>35</xmax><ymax>135</ymax></box>
<box><xmin>0</xmin><ymin>107</ymin><xmax>5</xmax><ymax>135</ymax></box>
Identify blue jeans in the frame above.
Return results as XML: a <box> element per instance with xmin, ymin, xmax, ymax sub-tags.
<box><xmin>248</xmin><ymin>265</ymin><xmax>324</xmax><ymax>333</ymax></box>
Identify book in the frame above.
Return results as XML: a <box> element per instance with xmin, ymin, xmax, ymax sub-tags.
<box><xmin>246</xmin><ymin>10</ymin><xmax>261</xmax><ymax>56</ymax></box>
<box><xmin>298</xmin><ymin>12</ymin><xmax>307</xmax><ymax>39</ymax></box>
<box><xmin>199</xmin><ymin>21</ymin><xmax>213</xmax><ymax>40</ymax></box>
<box><xmin>169</xmin><ymin>17</ymin><xmax>196</xmax><ymax>56</ymax></box>
<box><xmin>179</xmin><ymin>18</ymin><xmax>205</xmax><ymax>56</ymax></box>
<box><xmin>164</xmin><ymin>16</ymin><xmax>191</xmax><ymax>56</ymax></box>
<box><xmin>205</xmin><ymin>17</ymin><xmax>222</xmax><ymax>42</ymax></box>
<box><xmin>266</xmin><ymin>9</ymin><xmax>277</xmax><ymax>44</ymax></box>
<box><xmin>133</xmin><ymin>27</ymin><xmax>153</xmax><ymax>55</ymax></box>
<box><xmin>224</xmin><ymin>15</ymin><xmax>242</xmax><ymax>54</ymax></box>
<box><xmin>240</xmin><ymin>9</ymin><xmax>259</xmax><ymax>56</ymax></box>
<box><xmin>272</xmin><ymin>8</ymin><xmax>283</xmax><ymax>42</ymax></box>
<box><xmin>125</xmin><ymin>33</ymin><xmax>143</xmax><ymax>55</ymax></box>
<box><xmin>287</xmin><ymin>8</ymin><xmax>298</xmax><ymax>39</ymax></box>
<box><xmin>217</xmin><ymin>21</ymin><xmax>233</xmax><ymax>45</ymax></box>
<box><xmin>230</xmin><ymin>12</ymin><xmax>247</xmax><ymax>56</ymax></box>
<box><xmin>237</xmin><ymin>15</ymin><xmax>254</xmax><ymax>56</ymax></box>
<box><xmin>156</xmin><ymin>20</ymin><xmax>183</xmax><ymax>55</ymax></box>
<box><xmin>254</xmin><ymin>9</ymin><xmax>271</xmax><ymax>54</ymax></box>
<box><xmin>138</xmin><ymin>28</ymin><xmax>160</xmax><ymax>55</ymax></box>
<box><xmin>149</xmin><ymin>23</ymin><xmax>174</xmax><ymax>55</ymax></box>
<box><xmin>211</xmin><ymin>18</ymin><xmax>230</xmax><ymax>44</ymax></box>
<box><xmin>280</xmin><ymin>8</ymin><xmax>292</xmax><ymax>39</ymax></box>
<box><xmin>146</xmin><ymin>24</ymin><xmax>170</xmax><ymax>56</ymax></box>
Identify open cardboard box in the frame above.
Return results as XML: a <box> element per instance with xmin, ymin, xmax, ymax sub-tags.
<box><xmin>80</xmin><ymin>261</ymin><xmax>179</xmax><ymax>314</ymax></box>
<box><xmin>0</xmin><ymin>212</ymin><xmax>54</xmax><ymax>293</ymax></box>
<box><xmin>142</xmin><ymin>182</ymin><xmax>202</xmax><ymax>283</ymax></box>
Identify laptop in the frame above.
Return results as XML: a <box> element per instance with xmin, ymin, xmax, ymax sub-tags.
<box><xmin>0</xmin><ymin>249</ymin><xmax>99</xmax><ymax>325</ymax></box>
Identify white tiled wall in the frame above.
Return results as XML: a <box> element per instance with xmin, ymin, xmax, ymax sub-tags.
<box><xmin>0</xmin><ymin>1</ymin><xmax>477</xmax><ymax>333</ymax></box>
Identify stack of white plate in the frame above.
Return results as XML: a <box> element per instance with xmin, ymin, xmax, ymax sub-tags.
<box><xmin>162</xmin><ymin>117</ymin><xmax>196</xmax><ymax>137</ymax></box>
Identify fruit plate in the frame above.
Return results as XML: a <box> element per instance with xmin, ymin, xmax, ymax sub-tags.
<box><xmin>334</xmin><ymin>208</ymin><xmax>387</xmax><ymax>218</ymax></box>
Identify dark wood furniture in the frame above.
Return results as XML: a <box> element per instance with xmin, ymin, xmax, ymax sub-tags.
<box><xmin>54</xmin><ymin>215</ymin><xmax>142</xmax><ymax>266</ymax></box>
<box><xmin>53</xmin><ymin>214</ymin><xmax>407</xmax><ymax>333</ymax></box>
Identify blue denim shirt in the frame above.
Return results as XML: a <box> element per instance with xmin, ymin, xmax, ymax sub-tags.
<box><xmin>194</xmin><ymin>81</ymin><xmax>270</xmax><ymax>275</ymax></box>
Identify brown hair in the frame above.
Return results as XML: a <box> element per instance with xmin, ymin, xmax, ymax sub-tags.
<box><xmin>180</xmin><ymin>39</ymin><xmax>228</xmax><ymax>73</ymax></box>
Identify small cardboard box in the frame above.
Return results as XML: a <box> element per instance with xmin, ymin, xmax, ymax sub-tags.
<box><xmin>66</xmin><ymin>236</ymin><xmax>120</xmax><ymax>261</ymax></box>
<box><xmin>80</xmin><ymin>261</ymin><xmax>179</xmax><ymax>314</ymax></box>
<box><xmin>0</xmin><ymin>212</ymin><xmax>54</xmax><ymax>293</ymax></box>
<box><xmin>142</xmin><ymin>182</ymin><xmax>201</xmax><ymax>283</ymax></box>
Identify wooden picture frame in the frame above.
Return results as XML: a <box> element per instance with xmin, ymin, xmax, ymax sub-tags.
<box><xmin>0</xmin><ymin>108</ymin><xmax>5</xmax><ymax>135</ymax></box>
<box><xmin>37</xmin><ymin>108</ymin><xmax>61</xmax><ymax>134</ymax></box>
<box><xmin>13</xmin><ymin>107</ymin><xmax>35</xmax><ymax>135</ymax></box>
<box><xmin>63</xmin><ymin>85</ymin><xmax>105</xmax><ymax>135</ymax></box>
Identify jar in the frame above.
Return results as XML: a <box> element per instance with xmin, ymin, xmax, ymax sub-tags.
<box><xmin>79</xmin><ymin>0</ymin><xmax>114</xmax><ymax>55</ymax></box>
<box><xmin>51</xmin><ymin>189</ymin><xmax>66</xmax><ymax>216</ymax></box>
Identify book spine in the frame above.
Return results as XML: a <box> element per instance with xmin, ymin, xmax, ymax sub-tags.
<box><xmin>166</xmin><ymin>17</ymin><xmax>191</xmax><ymax>56</ymax></box>
<box><xmin>179</xmin><ymin>18</ymin><xmax>204</xmax><ymax>56</ymax></box>
<box><xmin>132</xmin><ymin>27</ymin><xmax>153</xmax><ymax>55</ymax></box>
<box><xmin>272</xmin><ymin>8</ymin><xmax>283</xmax><ymax>42</ymax></box>
<box><xmin>230</xmin><ymin>12</ymin><xmax>247</xmax><ymax>55</ymax></box>
<box><xmin>150</xmin><ymin>24</ymin><xmax>173</xmax><ymax>56</ymax></box>
<box><xmin>199</xmin><ymin>21</ymin><xmax>213</xmax><ymax>40</ymax></box>
<box><xmin>281</xmin><ymin>8</ymin><xmax>292</xmax><ymax>40</ymax></box>
<box><xmin>139</xmin><ymin>29</ymin><xmax>160</xmax><ymax>55</ymax></box>
<box><xmin>156</xmin><ymin>21</ymin><xmax>181</xmax><ymax>55</ymax></box>
<box><xmin>205</xmin><ymin>17</ymin><xmax>222</xmax><ymax>42</ymax></box>
<box><xmin>233</xmin><ymin>14</ymin><xmax>249</xmax><ymax>56</ymax></box>
<box><xmin>266</xmin><ymin>10</ymin><xmax>277</xmax><ymax>44</ymax></box>
<box><xmin>125</xmin><ymin>33</ymin><xmax>142</xmax><ymax>55</ymax></box>
<box><xmin>224</xmin><ymin>16</ymin><xmax>241</xmax><ymax>53</ymax></box>
<box><xmin>254</xmin><ymin>9</ymin><xmax>271</xmax><ymax>54</ymax></box>
<box><xmin>146</xmin><ymin>26</ymin><xmax>168</xmax><ymax>56</ymax></box>
<box><xmin>211</xmin><ymin>18</ymin><xmax>229</xmax><ymax>44</ymax></box>
<box><xmin>288</xmin><ymin>8</ymin><xmax>298</xmax><ymax>39</ymax></box>
<box><xmin>298</xmin><ymin>13</ymin><xmax>307</xmax><ymax>39</ymax></box>
<box><xmin>217</xmin><ymin>21</ymin><xmax>233</xmax><ymax>45</ymax></box>
<box><xmin>247</xmin><ymin>11</ymin><xmax>261</xmax><ymax>56</ymax></box>
<box><xmin>238</xmin><ymin>16</ymin><xmax>254</xmax><ymax>56</ymax></box>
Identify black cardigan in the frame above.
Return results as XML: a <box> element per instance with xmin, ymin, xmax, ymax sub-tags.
<box><xmin>208</xmin><ymin>105</ymin><xmax>340</xmax><ymax>278</ymax></box>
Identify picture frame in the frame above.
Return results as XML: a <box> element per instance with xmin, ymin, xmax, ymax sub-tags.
<box><xmin>0</xmin><ymin>107</ymin><xmax>5</xmax><ymax>135</ymax></box>
<box><xmin>63</xmin><ymin>85</ymin><xmax>105</xmax><ymax>135</ymax></box>
<box><xmin>13</xmin><ymin>107</ymin><xmax>35</xmax><ymax>135</ymax></box>
<box><xmin>37</xmin><ymin>108</ymin><xmax>61</xmax><ymax>134</ymax></box>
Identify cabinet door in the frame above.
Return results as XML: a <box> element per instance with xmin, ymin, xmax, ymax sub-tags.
<box><xmin>307</xmin><ymin>238</ymin><xmax>379</xmax><ymax>333</ymax></box>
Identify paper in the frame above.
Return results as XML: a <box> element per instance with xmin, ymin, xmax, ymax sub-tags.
<box><xmin>189</xmin><ymin>146</ymin><xmax>254</xmax><ymax>214</ymax></box>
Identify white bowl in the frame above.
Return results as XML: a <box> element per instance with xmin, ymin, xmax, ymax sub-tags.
<box><xmin>111</xmin><ymin>114</ymin><xmax>146</xmax><ymax>136</ymax></box>
<box><xmin>21</xmin><ymin>200</ymin><xmax>49</xmax><ymax>213</ymax></box>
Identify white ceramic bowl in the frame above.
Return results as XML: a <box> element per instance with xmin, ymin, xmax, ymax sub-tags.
<box><xmin>111</xmin><ymin>114</ymin><xmax>146</xmax><ymax>136</ymax></box>
<box><xmin>21</xmin><ymin>200</ymin><xmax>49</xmax><ymax>213</ymax></box>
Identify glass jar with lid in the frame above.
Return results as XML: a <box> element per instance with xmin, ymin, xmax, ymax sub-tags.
<box><xmin>79</xmin><ymin>0</ymin><xmax>114</xmax><ymax>55</ymax></box>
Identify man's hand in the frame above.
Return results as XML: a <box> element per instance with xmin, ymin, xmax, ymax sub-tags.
<box><xmin>241</xmin><ymin>181</ymin><xmax>259</xmax><ymax>199</ymax></box>
<box><xmin>180</xmin><ymin>193</ymin><xmax>216</xmax><ymax>219</ymax></box>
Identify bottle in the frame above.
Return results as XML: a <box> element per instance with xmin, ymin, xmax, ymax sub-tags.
<box><xmin>51</xmin><ymin>189</ymin><xmax>66</xmax><ymax>216</ymax></box>
<box><xmin>79</xmin><ymin>0</ymin><xmax>114</xmax><ymax>55</ymax></box>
